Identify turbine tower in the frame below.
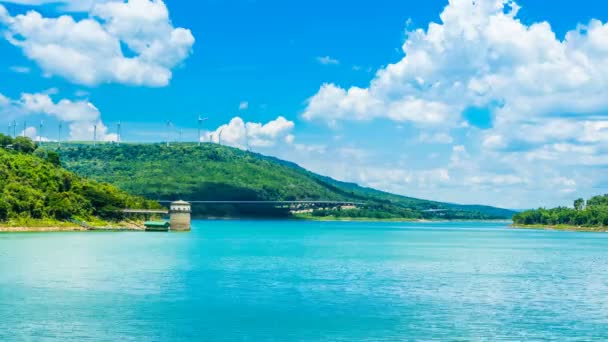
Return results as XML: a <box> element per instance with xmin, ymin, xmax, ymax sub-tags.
<box><xmin>198</xmin><ymin>115</ymin><xmax>208</xmax><ymax>147</ymax></box>
<box><xmin>58</xmin><ymin>121</ymin><xmax>63</xmax><ymax>147</ymax></box>
<box><xmin>39</xmin><ymin>121</ymin><xmax>43</xmax><ymax>144</ymax></box>
<box><xmin>23</xmin><ymin>121</ymin><xmax>27</xmax><ymax>138</ymax></box>
<box><xmin>117</xmin><ymin>121</ymin><xmax>121</xmax><ymax>145</ymax></box>
<box><xmin>93</xmin><ymin>124</ymin><xmax>97</xmax><ymax>147</ymax></box>
<box><xmin>12</xmin><ymin>120</ymin><xmax>16</xmax><ymax>138</ymax></box>
<box><xmin>244</xmin><ymin>122</ymin><xmax>250</xmax><ymax>151</ymax></box>
<box><xmin>166</xmin><ymin>120</ymin><xmax>172</xmax><ymax>147</ymax></box>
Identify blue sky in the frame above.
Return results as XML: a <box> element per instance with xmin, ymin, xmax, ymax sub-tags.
<box><xmin>1</xmin><ymin>0</ymin><xmax>608</xmax><ymax>209</ymax></box>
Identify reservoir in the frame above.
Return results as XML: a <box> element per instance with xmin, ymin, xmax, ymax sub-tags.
<box><xmin>1</xmin><ymin>221</ymin><xmax>607</xmax><ymax>340</ymax></box>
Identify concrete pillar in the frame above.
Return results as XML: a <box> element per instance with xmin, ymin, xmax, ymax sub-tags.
<box><xmin>170</xmin><ymin>200</ymin><xmax>191</xmax><ymax>231</ymax></box>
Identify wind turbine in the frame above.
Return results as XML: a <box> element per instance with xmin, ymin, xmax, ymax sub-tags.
<box><xmin>117</xmin><ymin>121</ymin><xmax>121</xmax><ymax>145</ymax></box>
<box><xmin>166</xmin><ymin>120</ymin><xmax>172</xmax><ymax>147</ymax></box>
<box><xmin>218</xmin><ymin>128</ymin><xmax>224</xmax><ymax>145</ymax></box>
<box><xmin>12</xmin><ymin>120</ymin><xmax>16</xmax><ymax>138</ymax></box>
<box><xmin>244</xmin><ymin>122</ymin><xmax>251</xmax><ymax>151</ymax></box>
<box><xmin>58</xmin><ymin>121</ymin><xmax>63</xmax><ymax>147</ymax></box>
<box><xmin>39</xmin><ymin>121</ymin><xmax>44</xmax><ymax>144</ymax></box>
<box><xmin>198</xmin><ymin>115</ymin><xmax>208</xmax><ymax>147</ymax></box>
<box><xmin>93</xmin><ymin>124</ymin><xmax>97</xmax><ymax>147</ymax></box>
<box><xmin>23</xmin><ymin>121</ymin><xmax>27</xmax><ymax>138</ymax></box>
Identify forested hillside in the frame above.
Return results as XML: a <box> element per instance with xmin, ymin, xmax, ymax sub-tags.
<box><xmin>56</xmin><ymin>143</ymin><xmax>515</xmax><ymax>220</ymax></box>
<box><xmin>513</xmin><ymin>195</ymin><xmax>608</xmax><ymax>228</ymax></box>
<box><xmin>0</xmin><ymin>135</ymin><xmax>157</xmax><ymax>225</ymax></box>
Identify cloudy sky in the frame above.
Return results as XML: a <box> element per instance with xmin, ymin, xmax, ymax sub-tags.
<box><xmin>1</xmin><ymin>0</ymin><xmax>608</xmax><ymax>209</ymax></box>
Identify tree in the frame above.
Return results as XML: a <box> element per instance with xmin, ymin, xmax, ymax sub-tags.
<box><xmin>0</xmin><ymin>199</ymin><xmax>8</xmax><ymax>221</ymax></box>
<box><xmin>513</xmin><ymin>194</ymin><xmax>608</xmax><ymax>228</ymax></box>
<box><xmin>0</xmin><ymin>145</ymin><xmax>157</xmax><ymax>223</ymax></box>
<box><xmin>13</xmin><ymin>137</ymin><xmax>37</xmax><ymax>154</ymax></box>
<box><xmin>45</xmin><ymin>150</ymin><xmax>61</xmax><ymax>167</ymax></box>
<box><xmin>574</xmin><ymin>198</ymin><xmax>585</xmax><ymax>211</ymax></box>
<box><xmin>0</xmin><ymin>134</ymin><xmax>13</xmax><ymax>148</ymax></box>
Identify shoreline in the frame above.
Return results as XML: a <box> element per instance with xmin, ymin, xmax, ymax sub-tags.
<box><xmin>0</xmin><ymin>220</ymin><xmax>146</xmax><ymax>233</ymax></box>
<box><xmin>0</xmin><ymin>226</ymin><xmax>87</xmax><ymax>233</ymax></box>
<box><xmin>511</xmin><ymin>224</ymin><xmax>608</xmax><ymax>233</ymax></box>
<box><xmin>0</xmin><ymin>226</ymin><xmax>146</xmax><ymax>233</ymax></box>
<box><xmin>0</xmin><ymin>218</ymin><xmax>513</xmax><ymax>232</ymax></box>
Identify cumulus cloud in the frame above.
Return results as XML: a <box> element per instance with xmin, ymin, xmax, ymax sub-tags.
<box><xmin>297</xmin><ymin>0</ymin><xmax>608</xmax><ymax>207</ymax></box>
<box><xmin>0</xmin><ymin>90</ymin><xmax>115</xmax><ymax>141</ymax></box>
<box><xmin>303</xmin><ymin>0</ymin><xmax>608</xmax><ymax>135</ymax></box>
<box><xmin>205</xmin><ymin>116</ymin><xmax>295</xmax><ymax>149</ymax></box>
<box><xmin>68</xmin><ymin>120</ymin><xmax>117</xmax><ymax>142</ymax></box>
<box><xmin>20</xmin><ymin>93</ymin><xmax>100</xmax><ymax>121</ymax></box>
<box><xmin>239</xmin><ymin>101</ymin><xmax>249</xmax><ymax>110</ymax></box>
<box><xmin>18</xmin><ymin>125</ymin><xmax>37</xmax><ymax>139</ymax></box>
<box><xmin>0</xmin><ymin>0</ymin><xmax>195</xmax><ymax>87</ymax></box>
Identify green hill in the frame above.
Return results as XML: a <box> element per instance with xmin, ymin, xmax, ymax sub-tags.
<box><xmin>54</xmin><ymin>143</ymin><xmax>515</xmax><ymax>220</ymax></box>
<box><xmin>0</xmin><ymin>135</ymin><xmax>157</xmax><ymax>226</ymax></box>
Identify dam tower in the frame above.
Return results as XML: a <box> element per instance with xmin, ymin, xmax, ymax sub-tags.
<box><xmin>170</xmin><ymin>200</ymin><xmax>191</xmax><ymax>231</ymax></box>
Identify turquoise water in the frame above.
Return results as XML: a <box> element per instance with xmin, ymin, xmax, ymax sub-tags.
<box><xmin>1</xmin><ymin>221</ymin><xmax>608</xmax><ymax>341</ymax></box>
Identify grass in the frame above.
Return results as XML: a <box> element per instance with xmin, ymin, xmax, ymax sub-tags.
<box><xmin>0</xmin><ymin>218</ymin><xmax>77</xmax><ymax>228</ymax></box>
<box><xmin>0</xmin><ymin>217</ymin><xmax>147</xmax><ymax>232</ymax></box>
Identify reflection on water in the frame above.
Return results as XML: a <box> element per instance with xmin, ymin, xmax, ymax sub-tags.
<box><xmin>1</xmin><ymin>221</ymin><xmax>607</xmax><ymax>341</ymax></box>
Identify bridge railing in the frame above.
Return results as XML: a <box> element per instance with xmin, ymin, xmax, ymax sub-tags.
<box><xmin>122</xmin><ymin>209</ymin><xmax>169</xmax><ymax>214</ymax></box>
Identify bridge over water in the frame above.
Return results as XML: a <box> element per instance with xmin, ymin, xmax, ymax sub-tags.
<box><xmin>155</xmin><ymin>200</ymin><xmax>364</xmax><ymax>206</ymax></box>
<box><xmin>122</xmin><ymin>200</ymin><xmax>364</xmax><ymax>226</ymax></box>
<box><xmin>123</xmin><ymin>200</ymin><xmax>363</xmax><ymax>216</ymax></box>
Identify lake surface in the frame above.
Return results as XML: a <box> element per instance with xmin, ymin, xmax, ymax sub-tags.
<box><xmin>1</xmin><ymin>221</ymin><xmax>608</xmax><ymax>341</ymax></box>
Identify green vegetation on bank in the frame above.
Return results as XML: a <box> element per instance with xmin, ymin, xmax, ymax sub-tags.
<box><xmin>513</xmin><ymin>195</ymin><xmax>608</xmax><ymax>229</ymax></box>
<box><xmin>54</xmin><ymin>142</ymin><xmax>515</xmax><ymax>220</ymax></box>
<box><xmin>0</xmin><ymin>135</ymin><xmax>157</xmax><ymax>226</ymax></box>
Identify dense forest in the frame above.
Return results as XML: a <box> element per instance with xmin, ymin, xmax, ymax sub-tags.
<box><xmin>0</xmin><ymin>135</ymin><xmax>157</xmax><ymax>225</ymax></box>
<box><xmin>513</xmin><ymin>195</ymin><xmax>608</xmax><ymax>227</ymax></box>
<box><xmin>55</xmin><ymin>143</ymin><xmax>515</xmax><ymax>220</ymax></box>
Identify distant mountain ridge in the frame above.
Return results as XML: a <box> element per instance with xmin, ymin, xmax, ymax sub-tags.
<box><xmin>55</xmin><ymin>143</ymin><xmax>516</xmax><ymax>220</ymax></box>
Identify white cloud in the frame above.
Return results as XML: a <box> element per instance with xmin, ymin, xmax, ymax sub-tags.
<box><xmin>18</xmin><ymin>126</ymin><xmax>37</xmax><ymax>139</ymax></box>
<box><xmin>16</xmin><ymin>125</ymin><xmax>50</xmax><ymax>142</ymax></box>
<box><xmin>552</xmin><ymin>177</ymin><xmax>577</xmax><ymax>194</ymax></box>
<box><xmin>466</xmin><ymin>174</ymin><xmax>526</xmax><ymax>187</ymax></box>
<box><xmin>284</xmin><ymin>134</ymin><xmax>295</xmax><ymax>144</ymax></box>
<box><xmin>316</xmin><ymin>56</ymin><xmax>340</xmax><ymax>65</ymax></box>
<box><xmin>0</xmin><ymin>93</ymin><xmax>9</xmax><ymax>106</ymax></box>
<box><xmin>294</xmin><ymin>143</ymin><xmax>326</xmax><ymax>154</ymax></box>
<box><xmin>0</xmin><ymin>1</ymin><xmax>105</xmax><ymax>12</ymax></box>
<box><xmin>1</xmin><ymin>90</ymin><xmax>115</xmax><ymax>142</ymax></box>
<box><xmin>356</xmin><ymin>167</ymin><xmax>451</xmax><ymax>192</ymax></box>
<box><xmin>9</xmin><ymin>65</ymin><xmax>30</xmax><ymax>73</ymax></box>
<box><xmin>239</xmin><ymin>101</ymin><xmax>249</xmax><ymax>110</ymax></box>
<box><xmin>246</xmin><ymin>116</ymin><xmax>295</xmax><ymax>147</ymax></box>
<box><xmin>206</xmin><ymin>116</ymin><xmax>295</xmax><ymax>149</ymax></box>
<box><xmin>419</xmin><ymin>132</ymin><xmax>453</xmax><ymax>144</ymax></box>
<box><xmin>303</xmin><ymin>0</ymin><xmax>608</xmax><ymax>134</ymax></box>
<box><xmin>296</xmin><ymin>0</ymin><xmax>608</xmax><ymax>207</ymax></box>
<box><xmin>0</xmin><ymin>0</ymin><xmax>195</xmax><ymax>87</ymax></box>
<box><xmin>20</xmin><ymin>93</ymin><xmax>100</xmax><ymax>121</ymax></box>
<box><xmin>68</xmin><ymin>120</ymin><xmax>117</xmax><ymax>142</ymax></box>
